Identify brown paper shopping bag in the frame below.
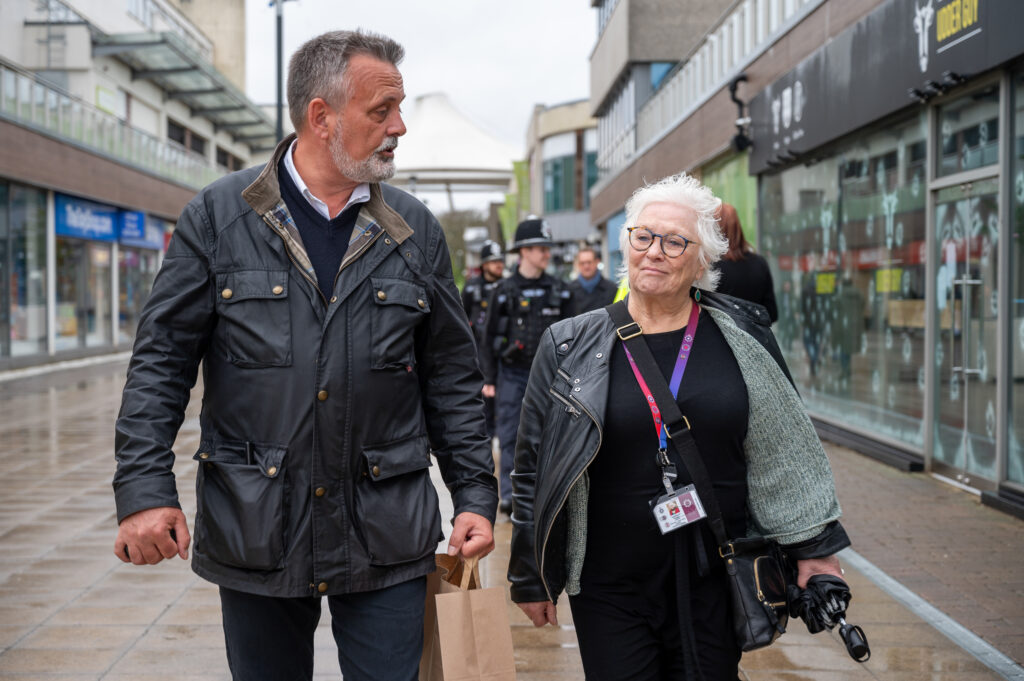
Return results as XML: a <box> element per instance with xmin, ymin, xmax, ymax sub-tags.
<box><xmin>420</xmin><ymin>554</ymin><xmax>516</xmax><ymax>681</ymax></box>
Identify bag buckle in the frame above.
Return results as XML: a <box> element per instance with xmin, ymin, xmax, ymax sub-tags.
<box><xmin>719</xmin><ymin>542</ymin><xmax>736</xmax><ymax>559</ymax></box>
<box><xmin>666</xmin><ymin>415</ymin><xmax>691</xmax><ymax>439</ymax></box>
<box><xmin>616</xmin><ymin>322</ymin><xmax>643</xmax><ymax>340</ymax></box>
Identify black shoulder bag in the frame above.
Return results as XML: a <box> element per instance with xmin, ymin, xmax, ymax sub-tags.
<box><xmin>606</xmin><ymin>300</ymin><xmax>790</xmax><ymax>651</ymax></box>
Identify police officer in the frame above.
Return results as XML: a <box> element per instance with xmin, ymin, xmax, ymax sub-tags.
<box><xmin>461</xmin><ymin>240</ymin><xmax>505</xmax><ymax>438</ymax></box>
<box><xmin>482</xmin><ymin>219</ymin><xmax>572</xmax><ymax>514</ymax></box>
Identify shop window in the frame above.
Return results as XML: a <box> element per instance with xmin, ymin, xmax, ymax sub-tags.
<box><xmin>937</xmin><ymin>84</ymin><xmax>999</xmax><ymax>177</ymax></box>
<box><xmin>760</xmin><ymin>112</ymin><xmax>928</xmax><ymax>451</ymax></box>
<box><xmin>8</xmin><ymin>185</ymin><xmax>47</xmax><ymax>357</ymax></box>
<box><xmin>118</xmin><ymin>247</ymin><xmax>159</xmax><ymax>344</ymax></box>
<box><xmin>56</xmin><ymin>239</ymin><xmax>112</xmax><ymax>351</ymax></box>
<box><xmin>1007</xmin><ymin>71</ymin><xmax>1024</xmax><ymax>485</ymax></box>
<box><xmin>0</xmin><ymin>181</ymin><xmax>8</xmax><ymax>357</ymax></box>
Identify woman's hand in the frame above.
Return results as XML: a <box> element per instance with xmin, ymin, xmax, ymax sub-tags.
<box><xmin>795</xmin><ymin>554</ymin><xmax>843</xmax><ymax>589</ymax></box>
<box><xmin>517</xmin><ymin>601</ymin><xmax>558</xmax><ymax>627</ymax></box>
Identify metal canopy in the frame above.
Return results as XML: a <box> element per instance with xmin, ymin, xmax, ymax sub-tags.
<box><xmin>92</xmin><ymin>32</ymin><xmax>276</xmax><ymax>150</ymax></box>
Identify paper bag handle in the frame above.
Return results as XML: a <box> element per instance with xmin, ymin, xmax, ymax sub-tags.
<box><xmin>460</xmin><ymin>555</ymin><xmax>479</xmax><ymax>590</ymax></box>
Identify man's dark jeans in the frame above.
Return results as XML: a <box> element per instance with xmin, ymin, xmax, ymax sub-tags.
<box><xmin>219</xmin><ymin>576</ymin><xmax>426</xmax><ymax>680</ymax></box>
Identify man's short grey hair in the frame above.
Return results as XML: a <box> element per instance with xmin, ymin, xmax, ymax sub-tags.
<box><xmin>287</xmin><ymin>30</ymin><xmax>405</xmax><ymax>132</ymax></box>
<box><xmin>616</xmin><ymin>172</ymin><xmax>728</xmax><ymax>291</ymax></box>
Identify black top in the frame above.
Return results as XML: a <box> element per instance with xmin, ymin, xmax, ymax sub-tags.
<box><xmin>581</xmin><ymin>308</ymin><xmax>749</xmax><ymax>585</ymax></box>
<box><xmin>714</xmin><ymin>253</ymin><xmax>779</xmax><ymax>323</ymax></box>
<box><xmin>278</xmin><ymin>157</ymin><xmax>361</xmax><ymax>300</ymax></box>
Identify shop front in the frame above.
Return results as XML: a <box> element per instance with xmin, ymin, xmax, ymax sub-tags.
<box><xmin>749</xmin><ymin>0</ymin><xmax>1024</xmax><ymax>513</ymax></box>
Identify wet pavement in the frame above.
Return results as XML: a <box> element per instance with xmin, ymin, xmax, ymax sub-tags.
<box><xmin>0</xmin><ymin>357</ymin><xmax>1022</xmax><ymax>680</ymax></box>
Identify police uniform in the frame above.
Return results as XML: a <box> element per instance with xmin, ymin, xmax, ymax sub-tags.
<box><xmin>481</xmin><ymin>220</ymin><xmax>573</xmax><ymax>509</ymax></box>
<box><xmin>461</xmin><ymin>240</ymin><xmax>504</xmax><ymax>437</ymax></box>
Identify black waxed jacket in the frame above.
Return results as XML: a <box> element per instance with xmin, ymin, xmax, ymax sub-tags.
<box><xmin>507</xmin><ymin>290</ymin><xmax>849</xmax><ymax>604</ymax></box>
<box><xmin>113</xmin><ymin>136</ymin><xmax>498</xmax><ymax>597</ymax></box>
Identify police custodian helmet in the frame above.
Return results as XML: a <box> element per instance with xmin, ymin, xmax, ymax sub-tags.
<box><xmin>511</xmin><ymin>218</ymin><xmax>554</xmax><ymax>251</ymax></box>
<box><xmin>479</xmin><ymin>239</ymin><xmax>503</xmax><ymax>263</ymax></box>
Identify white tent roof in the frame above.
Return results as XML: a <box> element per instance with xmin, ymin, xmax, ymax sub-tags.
<box><xmin>391</xmin><ymin>93</ymin><xmax>520</xmax><ymax>193</ymax></box>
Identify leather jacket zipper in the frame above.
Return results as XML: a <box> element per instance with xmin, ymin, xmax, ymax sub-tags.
<box><xmin>547</xmin><ymin>388</ymin><xmax>581</xmax><ymax>417</ymax></box>
<box><xmin>537</xmin><ymin>392</ymin><xmax>602</xmax><ymax>602</ymax></box>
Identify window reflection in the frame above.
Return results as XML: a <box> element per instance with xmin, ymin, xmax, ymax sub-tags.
<box><xmin>761</xmin><ymin>112</ymin><xmax>928</xmax><ymax>449</ymax></box>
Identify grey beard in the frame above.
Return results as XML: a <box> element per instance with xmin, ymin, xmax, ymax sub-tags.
<box><xmin>330</xmin><ymin>133</ymin><xmax>398</xmax><ymax>183</ymax></box>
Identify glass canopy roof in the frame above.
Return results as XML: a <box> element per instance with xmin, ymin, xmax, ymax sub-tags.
<box><xmin>93</xmin><ymin>32</ymin><xmax>277</xmax><ymax>152</ymax></box>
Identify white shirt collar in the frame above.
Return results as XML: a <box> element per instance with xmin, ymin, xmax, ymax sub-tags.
<box><xmin>283</xmin><ymin>139</ymin><xmax>371</xmax><ymax>220</ymax></box>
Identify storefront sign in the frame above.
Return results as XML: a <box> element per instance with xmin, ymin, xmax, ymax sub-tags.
<box><xmin>55</xmin><ymin>195</ymin><xmax>117</xmax><ymax>242</ymax></box>
<box><xmin>750</xmin><ymin>0</ymin><xmax>1024</xmax><ymax>173</ymax></box>
<box><xmin>119</xmin><ymin>212</ymin><xmax>164</xmax><ymax>250</ymax></box>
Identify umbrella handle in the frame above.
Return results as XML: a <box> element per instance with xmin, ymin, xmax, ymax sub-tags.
<box><xmin>839</xmin><ymin>621</ymin><xmax>870</xmax><ymax>662</ymax></box>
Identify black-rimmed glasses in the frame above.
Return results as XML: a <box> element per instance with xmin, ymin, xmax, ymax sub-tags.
<box><xmin>626</xmin><ymin>227</ymin><xmax>699</xmax><ymax>258</ymax></box>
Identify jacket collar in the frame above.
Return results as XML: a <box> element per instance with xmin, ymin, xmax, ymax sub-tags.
<box><xmin>241</xmin><ymin>134</ymin><xmax>414</xmax><ymax>246</ymax></box>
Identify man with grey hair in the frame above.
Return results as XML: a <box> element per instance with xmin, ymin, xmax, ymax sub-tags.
<box><xmin>111</xmin><ymin>30</ymin><xmax>497</xmax><ymax>681</ymax></box>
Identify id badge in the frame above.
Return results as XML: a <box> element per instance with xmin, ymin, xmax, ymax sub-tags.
<box><xmin>650</xmin><ymin>484</ymin><xmax>706</xmax><ymax>535</ymax></box>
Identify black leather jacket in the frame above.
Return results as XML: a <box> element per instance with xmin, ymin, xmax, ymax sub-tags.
<box><xmin>507</xmin><ymin>290</ymin><xmax>848</xmax><ymax>604</ymax></box>
<box><xmin>114</xmin><ymin>136</ymin><xmax>497</xmax><ymax>597</ymax></box>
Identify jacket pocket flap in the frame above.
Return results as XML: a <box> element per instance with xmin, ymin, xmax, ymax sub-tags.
<box><xmin>369</xmin><ymin>277</ymin><xmax>430</xmax><ymax>312</ymax></box>
<box><xmin>193</xmin><ymin>441</ymin><xmax>287</xmax><ymax>478</ymax></box>
<box><xmin>361</xmin><ymin>435</ymin><xmax>431</xmax><ymax>481</ymax></box>
<box><xmin>216</xmin><ymin>270</ymin><xmax>289</xmax><ymax>303</ymax></box>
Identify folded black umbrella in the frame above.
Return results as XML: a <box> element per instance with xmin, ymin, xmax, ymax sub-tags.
<box><xmin>787</xmin><ymin>574</ymin><xmax>870</xmax><ymax>661</ymax></box>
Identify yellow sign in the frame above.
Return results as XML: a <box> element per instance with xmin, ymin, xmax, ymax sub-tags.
<box><xmin>876</xmin><ymin>268</ymin><xmax>903</xmax><ymax>294</ymax></box>
<box><xmin>937</xmin><ymin>0</ymin><xmax>979</xmax><ymax>43</ymax></box>
<box><xmin>815</xmin><ymin>272</ymin><xmax>836</xmax><ymax>295</ymax></box>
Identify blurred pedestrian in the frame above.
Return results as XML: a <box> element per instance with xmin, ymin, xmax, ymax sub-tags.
<box><xmin>713</xmin><ymin>203</ymin><xmax>778</xmax><ymax>322</ymax></box>
<box><xmin>462</xmin><ymin>239</ymin><xmax>505</xmax><ymax>438</ymax></box>
<box><xmin>481</xmin><ymin>219</ymin><xmax>573</xmax><ymax>514</ymax></box>
<box><xmin>507</xmin><ymin>173</ymin><xmax>849</xmax><ymax>680</ymax></box>
<box><xmin>112</xmin><ymin>30</ymin><xmax>497</xmax><ymax>681</ymax></box>
<box><xmin>568</xmin><ymin>245</ymin><xmax>617</xmax><ymax>315</ymax></box>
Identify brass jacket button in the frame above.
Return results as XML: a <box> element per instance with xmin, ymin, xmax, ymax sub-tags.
<box><xmin>417</xmin><ymin>299</ymin><xmax>426</xmax><ymax>309</ymax></box>
<box><xmin>221</xmin><ymin>288</ymin><xmax>233</xmax><ymax>299</ymax></box>
<box><xmin>372</xmin><ymin>465</ymin><xmax>381</xmax><ymax>477</ymax></box>
<box><xmin>330</xmin><ymin>296</ymin><xmax>337</xmax><ymax>303</ymax></box>
<box><xmin>315</xmin><ymin>487</ymin><xmax>326</xmax><ymax>497</ymax></box>
<box><xmin>199</xmin><ymin>452</ymin><xmax>209</xmax><ymax>459</ymax></box>
<box><xmin>266</xmin><ymin>466</ymin><xmax>277</xmax><ymax>476</ymax></box>
<box><xmin>272</xmin><ymin>285</ymin><xmax>284</xmax><ymax>295</ymax></box>
<box><xmin>377</xmin><ymin>290</ymin><xmax>387</xmax><ymax>301</ymax></box>
<box><xmin>317</xmin><ymin>390</ymin><xmax>328</xmax><ymax>402</ymax></box>
<box><xmin>318</xmin><ymin>582</ymin><xmax>328</xmax><ymax>593</ymax></box>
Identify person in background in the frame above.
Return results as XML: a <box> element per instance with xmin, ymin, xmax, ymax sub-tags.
<box><xmin>112</xmin><ymin>30</ymin><xmax>497</xmax><ymax>681</ymax></box>
<box><xmin>508</xmin><ymin>173</ymin><xmax>848</xmax><ymax>680</ymax></box>
<box><xmin>568</xmin><ymin>245</ymin><xmax>617</xmax><ymax>315</ymax></box>
<box><xmin>481</xmin><ymin>219</ymin><xmax>573</xmax><ymax>514</ymax></box>
<box><xmin>713</xmin><ymin>203</ymin><xmax>778</xmax><ymax>323</ymax></box>
<box><xmin>462</xmin><ymin>239</ymin><xmax>505</xmax><ymax>439</ymax></box>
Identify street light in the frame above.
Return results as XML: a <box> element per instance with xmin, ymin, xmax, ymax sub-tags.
<box><xmin>270</xmin><ymin>0</ymin><xmax>297</xmax><ymax>143</ymax></box>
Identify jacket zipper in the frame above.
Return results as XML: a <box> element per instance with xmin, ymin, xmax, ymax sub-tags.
<box><xmin>537</xmin><ymin>393</ymin><xmax>602</xmax><ymax>602</ymax></box>
<box><xmin>285</xmin><ymin>248</ymin><xmax>328</xmax><ymax>306</ymax></box>
<box><xmin>547</xmin><ymin>388</ymin><xmax>581</xmax><ymax>417</ymax></box>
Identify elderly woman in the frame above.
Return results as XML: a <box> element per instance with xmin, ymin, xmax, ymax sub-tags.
<box><xmin>507</xmin><ymin>173</ymin><xmax>849</xmax><ymax>680</ymax></box>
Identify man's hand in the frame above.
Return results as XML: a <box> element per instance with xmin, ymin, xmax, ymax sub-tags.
<box><xmin>446</xmin><ymin>511</ymin><xmax>494</xmax><ymax>559</ymax></box>
<box><xmin>482</xmin><ymin>384</ymin><xmax>496</xmax><ymax>399</ymax></box>
<box><xmin>795</xmin><ymin>554</ymin><xmax>843</xmax><ymax>589</ymax></box>
<box><xmin>517</xmin><ymin>601</ymin><xmax>558</xmax><ymax>627</ymax></box>
<box><xmin>114</xmin><ymin>507</ymin><xmax>191</xmax><ymax>565</ymax></box>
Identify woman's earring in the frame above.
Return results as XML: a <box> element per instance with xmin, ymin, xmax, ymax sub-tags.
<box><xmin>694</xmin><ymin>289</ymin><xmax>702</xmax><ymax>302</ymax></box>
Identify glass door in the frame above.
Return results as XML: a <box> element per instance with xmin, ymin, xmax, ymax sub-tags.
<box><xmin>932</xmin><ymin>178</ymin><xmax>1000</xmax><ymax>484</ymax></box>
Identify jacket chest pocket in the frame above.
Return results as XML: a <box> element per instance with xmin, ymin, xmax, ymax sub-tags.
<box><xmin>369</xmin><ymin>277</ymin><xmax>430</xmax><ymax>370</ymax></box>
<box><xmin>193</xmin><ymin>441</ymin><xmax>289</xmax><ymax>571</ymax></box>
<box><xmin>215</xmin><ymin>269</ymin><xmax>292</xmax><ymax>368</ymax></box>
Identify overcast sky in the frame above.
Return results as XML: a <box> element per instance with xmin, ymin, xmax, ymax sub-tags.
<box><xmin>244</xmin><ymin>0</ymin><xmax>597</xmax><ymax>155</ymax></box>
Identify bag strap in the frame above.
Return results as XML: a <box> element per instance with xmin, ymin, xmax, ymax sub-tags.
<box><xmin>605</xmin><ymin>300</ymin><xmax>730</xmax><ymax>547</ymax></box>
<box><xmin>460</xmin><ymin>555</ymin><xmax>480</xmax><ymax>590</ymax></box>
